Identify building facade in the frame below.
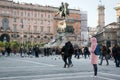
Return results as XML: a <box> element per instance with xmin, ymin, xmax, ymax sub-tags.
<box><xmin>94</xmin><ymin>2</ymin><xmax>120</xmax><ymax>47</ymax></box>
<box><xmin>0</xmin><ymin>0</ymin><xmax>81</xmax><ymax>45</ymax></box>
<box><xmin>115</xmin><ymin>2</ymin><xmax>120</xmax><ymax>45</ymax></box>
<box><xmin>95</xmin><ymin>22</ymin><xmax>119</xmax><ymax>47</ymax></box>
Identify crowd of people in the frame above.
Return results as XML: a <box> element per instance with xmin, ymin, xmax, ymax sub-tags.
<box><xmin>0</xmin><ymin>37</ymin><xmax>120</xmax><ymax>76</ymax></box>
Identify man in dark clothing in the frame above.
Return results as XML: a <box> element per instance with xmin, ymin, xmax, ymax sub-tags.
<box><xmin>19</xmin><ymin>47</ymin><xmax>23</xmax><ymax>57</ymax></box>
<box><xmin>112</xmin><ymin>44</ymin><xmax>120</xmax><ymax>67</ymax></box>
<box><xmin>84</xmin><ymin>47</ymin><xmax>90</xmax><ymax>59</ymax></box>
<box><xmin>61</xmin><ymin>41</ymin><xmax>74</xmax><ymax>68</ymax></box>
<box><xmin>61</xmin><ymin>43</ymin><xmax>68</xmax><ymax>68</ymax></box>
<box><xmin>6</xmin><ymin>46</ymin><xmax>11</xmax><ymax>56</ymax></box>
<box><xmin>99</xmin><ymin>45</ymin><xmax>109</xmax><ymax>65</ymax></box>
<box><xmin>34</xmin><ymin>45</ymin><xmax>40</xmax><ymax>58</ymax></box>
<box><xmin>67</xmin><ymin>41</ymin><xmax>74</xmax><ymax>67</ymax></box>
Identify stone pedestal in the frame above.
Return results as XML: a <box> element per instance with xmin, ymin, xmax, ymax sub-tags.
<box><xmin>44</xmin><ymin>19</ymin><xmax>77</xmax><ymax>48</ymax></box>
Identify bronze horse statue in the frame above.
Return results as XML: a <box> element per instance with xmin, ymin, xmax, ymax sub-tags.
<box><xmin>55</xmin><ymin>2</ymin><xmax>69</xmax><ymax>18</ymax></box>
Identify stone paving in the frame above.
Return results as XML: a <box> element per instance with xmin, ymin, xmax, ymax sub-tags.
<box><xmin>0</xmin><ymin>54</ymin><xmax>120</xmax><ymax>80</ymax></box>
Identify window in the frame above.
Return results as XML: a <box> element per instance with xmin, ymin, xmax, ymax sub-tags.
<box><xmin>48</xmin><ymin>26</ymin><xmax>50</xmax><ymax>32</ymax></box>
<box><xmin>48</xmin><ymin>15</ymin><xmax>50</xmax><ymax>18</ymax></box>
<box><xmin>41</xmin><ymin>26</ymin><xmax>43</xmax><ymax>32</ymax></box>
<box><xmin>20</xmin><ymin>19</ymin><xmax>24</xmax><ymax>28</ymax></box>
<box><xmin>20</xmin><ymin>19</ymin><xmax>23</xmax><ymax>23</ymax></box>
<box><xmin>34</xmin><ymin>13</ymin><xmax>37</xmax><ymax>17</ymax></box>
<box><xmin>41</xmin><ymin>20</ymin><xmax>43</xmax><ymax>24</ymax></box>
<box><xmin>28</xmin><ymin>13</ymin><xmax>30</xmax><ymax>17</ymax></box>
<box><xmin>34</xmin><ymin>26</ymin><xmax>37</xmax><ymax>33</ymax></box>
<box><xmin>28</xmin><ymin>19</ymin><xmax>30</xmax><ymax>22</ymax></box>
<box><xmin>13</xmin><ymin>25</ymin><xmax>17</xmax><ymax>32</ymax></box>
<box><xmin>28</xmin><ymin>25</ymin><xmax>31</xmax><ymax>32</ymax></box>
<box><xmin>35</xmin><ymin>19</ymin><xmax>37</xmax><ymax>24</ymax></box>
<box><xmin>14</xmin><ymin>18</ymin><xmax>17</xmax><ymax>22</ymax></box>
<box><xmin>41</xmin><ymin>14</ymin><xmax>43</xmax><ymax>18</ymax></box>
<box><xmin>14</xmin><ymin>11</ymin><xmax>17</xmax><ymax>16</ymax></box>
<box><xmin>2</xmin><ymin>18</ymin><xmax>9</xmax><ymax>30</ymax></box>
<box><xmin>48</xmin><ymin>21</ymin><xmax>50</xmax><ymax>25</ymax></box>
<box><xmin>21</xmin><ymin>12</ymin><xmax>23</xmax><ymax>16</ymax></box>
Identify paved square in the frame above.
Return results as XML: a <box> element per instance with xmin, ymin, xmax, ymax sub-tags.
<box><xmin>0</xmin><ymin>55</ymin><xmax>120</xmax><ymax>80</ymax></box>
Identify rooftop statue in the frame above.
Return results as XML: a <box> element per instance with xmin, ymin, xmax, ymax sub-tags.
<box><xmin>55</xmin><ymin>2</ymin><xmax>69</xmax><ymax>18</ymax></box>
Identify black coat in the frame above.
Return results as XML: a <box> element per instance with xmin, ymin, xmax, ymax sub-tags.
<box><xmin>112</xmin><ymin>46</ymin><xmax>117</xmax><ymax>57</ymax></box>
<box><xmin>61</xmin><ymin>42</ymin><xmax>74</xmax><ymax>57</ymax></box>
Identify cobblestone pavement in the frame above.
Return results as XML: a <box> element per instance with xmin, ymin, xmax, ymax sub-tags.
<box><xmin>0</xmin><ymin>54</ymin><xmax>120</xmax><ymax>80</ymax></box>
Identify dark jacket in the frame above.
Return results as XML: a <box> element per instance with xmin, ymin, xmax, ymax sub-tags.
<box><xmin>6</xmin><ymin>47</ymin><xmax>11</xmax><ymax>53</ymax></box>
<box><xmin>61</xmin><ymin>41</ymin><xmax>74</xmax><ymax>57</ymax></box>
<box><xmin>112</xmin><ymin>46</ymin><xmax>117</xmax><ymax>57</ymax></box>
<box><xmin>116</xmin><ymin>46</ymin><xmax>120</xmax><ymax>57</ymax></box>
<box><xmin>101</xmin><ymin>45</ymin><xmax>108</xmax><ymax>56</ymax></box>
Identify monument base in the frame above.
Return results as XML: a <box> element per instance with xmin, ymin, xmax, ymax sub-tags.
<box><xmin>44</xmin><ymin>19</ymin><xmax>78</xmax><ymax>48</ymax></box>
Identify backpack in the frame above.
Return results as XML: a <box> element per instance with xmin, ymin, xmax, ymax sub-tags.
<box><xmin>94</xmin><ymin>45</ymin><xmax>101</xmax><ymax>55</ymax></box>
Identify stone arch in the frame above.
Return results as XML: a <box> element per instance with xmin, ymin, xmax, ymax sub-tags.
<box><xmin>0</xmin><ymin>34</ymin><xmax>10</xmax><ymax>42</ymax></box>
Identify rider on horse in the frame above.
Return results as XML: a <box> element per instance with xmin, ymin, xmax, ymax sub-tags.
<box><xmin>55</xmin><ymin>2</ymin><xmax>69</xmax><ymax>18</ymax></box>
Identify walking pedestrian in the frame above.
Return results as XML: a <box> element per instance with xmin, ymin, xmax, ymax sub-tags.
<box><xmin>6</xmin><ymin>46</ymin><xmax>11</xmax><ymax>56</ymax></box>
<box><xmin>34</xmin><ymin>45</ymin><xmax>40</xmax><ymax>58</ymax></box>
<box><xmin>61</xmin><ymin>43</ymin><xmax>68</xmax><ymax>68</ymax></box>
<box><xmin>90</xmin><ymin>37</ymin><xmax>98</xmax><ymax>76</ymax></box>
<box><xmin>84</xmin><ymin>46</ymin><xmax>90</xmax><ymax>59</ymax></box>
<box><xmin>99</xmin><ymin>45</ymin><xmax>109</xmax><ymax>65</ymax></box>
<box><xmin>67</xmin><ymin>41</ymin><xmax>74</xmax><ymax>67</ymax></box>
<box><xmin>19</xmin><ymin>47</ymin><xmax>23</xmax><ymax>57</ymax></box>
<box><xmin>112</xmin><ymin>44</ymin><xmax>120</xmax><ymax>67</ymax></box>
<box><xmin>61</xmin><ymin>41</ymin><xmax>74</xmax><ymax>68</ymax></box>
<box><xmin>74</xmin><ymin>48</ymin><xmax>80</xmax><ymax>59</ymax></box>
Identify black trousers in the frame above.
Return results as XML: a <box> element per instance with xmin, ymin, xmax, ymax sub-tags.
<box><xmin>99</xmin><ymin>55</ymin><xmax>109</xmax><ymax>65</ymax></box>
<box><xmin>63</xmin><ymin>56</ymin><xmax>68</xmax><ymax>64</ymax></box>
<box><xmin>114</xmin><ymin>56</ymin><xmax>120</xmax><ymax>67</ymax></box>
<box><xmin>93</xmin><ymin>64</ymin><xmax>97</xmax><ymax>76</ymax></box>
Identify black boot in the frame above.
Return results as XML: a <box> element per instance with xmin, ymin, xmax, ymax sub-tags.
<box><xmin>64</xmin><ymin>64</ymin><xmax>67</xmax><ymax>68</ymax></box>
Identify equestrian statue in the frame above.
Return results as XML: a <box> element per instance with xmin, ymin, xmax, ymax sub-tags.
<box><xmin>55</xmin><ymin>2</ymin><xmax>69</xmax><ymax>18</ymax></box>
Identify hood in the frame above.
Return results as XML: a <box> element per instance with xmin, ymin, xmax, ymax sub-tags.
<box><xmin>90</xmin><ymin>37</ymin><xmax>97</xmax><ymax>43</ymax></box>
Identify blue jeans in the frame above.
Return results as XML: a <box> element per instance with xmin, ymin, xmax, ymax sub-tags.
<box><xmin>68</xmin><ymin>55</ymin><xmax>72</xmax><ymax>65</ymax></box>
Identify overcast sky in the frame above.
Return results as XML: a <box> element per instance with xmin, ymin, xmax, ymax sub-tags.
<box><xmin>13</xmin><ymin>0</ymin><xmax>120</xmax><ymax>27</ymax></box>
